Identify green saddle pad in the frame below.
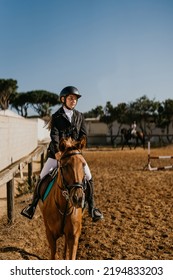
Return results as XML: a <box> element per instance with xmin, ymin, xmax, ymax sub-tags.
<box><xmin>43</xmin><ymin>178</ymin><xmax>56</xmax><ymax>201</ymax></box>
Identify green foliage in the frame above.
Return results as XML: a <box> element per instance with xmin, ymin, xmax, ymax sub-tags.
<box><xmin>84</xmin><ymin>105</ymin><xmax>104</xmax><ymax>118</ymax></box>
<box><xmin>11</xmin><ymin>90</ymin><xmax>60</xmax><ymax>117</ymax></box>
<box><xmin>157</xmin><ymin>99</ymin><xmax>173</xmax><ymax>132</ymax></box>
<box><xmin>10</xmin><ymin>92</ymin><xmax>30</xmax><ymax>117</ymax></box>
<box><xmin>27</xmin><ymin>90</ymin><xmax>60</xmax><ymax>117</ymax></box>
<box><xmin>0</xmin><ymin>79</ymin><xmax>18</xmax><ymax>110</ymax></box>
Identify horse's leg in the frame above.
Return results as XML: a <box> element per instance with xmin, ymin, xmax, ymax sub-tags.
<box><xmin>134</xmin><ymin>139</ymin><xmax>137</xmax><ymax>149</ymax></box>
<box><xmin>129</xmin><ymin>142</ymin><xmax>132</xmax><ymax>150</ymax></box>
<box><xmin>64</xmin><ymin>237</ymin><xmax>69</xmax><ymax>260</ymax></box>
<box><xmin>122</xmin><ymin>139</ymin><xmax>129</xmax><ymax>150</ymax></box>
<box><xmin>134</xmin><ymin>137</ymin><xmax>139</xmax><ymax>149</ymax></box>
<box><xmin>45</xmin><ymin>226</ymin><xmax>57</xmax><ymax>260</ymax></box>
<box><xmin>67</xmin><ymin>234</ymin><xmax>80</xmax><ymax>260</ymax></box>
<box><xmin>71</xmin><ymin>235</ymin><xmax>80</xmax><ymax>260</ymax></box>
<box><xmin>65</xmin><ymin>220</ymin><xmax>82</xmax><ymax>260</ymax></box>
<box><xmin>126</xmin><ymin>139</ymin><xmax>131</xmax><ymax>150</ymax></box>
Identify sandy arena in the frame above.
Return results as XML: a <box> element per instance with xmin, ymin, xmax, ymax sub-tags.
<box><xmin>1</xmin><ymin>146</ymin><xmax>173</xmax><ymax>260</ymax></box>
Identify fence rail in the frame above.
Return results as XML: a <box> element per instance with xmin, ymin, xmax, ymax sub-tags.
<box><xmin>0</xmin><ymin>142</ymin><xmax>48</xmax><ymax>224</ymax></box>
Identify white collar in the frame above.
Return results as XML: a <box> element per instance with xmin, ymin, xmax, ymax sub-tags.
<box><xmin>63</xmin><ymin>106</ymin><xmax>73</xmax><ymax>122</ymax></box>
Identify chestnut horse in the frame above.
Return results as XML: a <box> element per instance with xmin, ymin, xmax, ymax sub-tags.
<box><xmin>39</xmin><ymin>136</ymin><xmax>87</xmax><ymax>260</ymax></box>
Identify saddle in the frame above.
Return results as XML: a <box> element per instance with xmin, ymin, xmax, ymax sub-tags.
<box><xmin>38</xmin><ymin>168</ymin><xmax>58</xmax><ymax>201</ymax></box>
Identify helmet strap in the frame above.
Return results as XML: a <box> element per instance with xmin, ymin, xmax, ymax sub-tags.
<box><xmin>64</xmin><ymin>104</ymin><xmax>73</xmax><ymax>110</ymax></box>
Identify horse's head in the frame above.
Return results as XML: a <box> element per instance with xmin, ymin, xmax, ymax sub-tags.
<box><xmin>58</xmin><ymin>136</ymin><xmax>87</xmax><ymax>208</ymax></box>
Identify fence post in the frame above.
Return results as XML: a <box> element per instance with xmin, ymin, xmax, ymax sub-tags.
<box><xmin>40</xmin><ymin>152</ymin><xmax>44</xmax><ymax>170</ymax></box>
<box><xmin>7</xmin><ymin>178</ymin><xmax>14</xmax><ymax>224</ymax></box>
<box><xmin>28</xmin><ymin>161</ymin><xmax>33</xmax><ymax>187</ymax></box>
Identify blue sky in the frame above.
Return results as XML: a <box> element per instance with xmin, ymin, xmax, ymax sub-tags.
<box><xmin>0</xmin><ymin>0</ymin><xmax>173</xmax><ymax>113</ymax></box>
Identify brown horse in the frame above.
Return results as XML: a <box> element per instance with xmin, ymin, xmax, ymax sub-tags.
<box><xmin>121</xmin><ymin>128</ymin><xmax>145</xmax><ymax>150</ymax></box>
<box><xmin>39</xmin><ymin>136</ymin><xmax>87</xmax><ymax>260</ymax></box>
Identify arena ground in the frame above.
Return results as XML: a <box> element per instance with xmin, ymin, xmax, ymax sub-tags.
<box><xmin>1</xmin><ymin>145</ymin><xmax>173</xmax><ymax>260</ymax></box>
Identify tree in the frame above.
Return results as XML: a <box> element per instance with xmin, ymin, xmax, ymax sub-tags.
<box><xmin>11</xmin><ymin>90</ymin><xmax>60</xmax><ymax>117</ymax></box>
<box><xmin>28</xmin><ymin>90</ymin><xmax>60</xmax><ymax>117</ymax></box>
<box><xmin>100</xmin><ymin>101</ymin><xmax>119</xmax><ymax>145</ymax></box>
<box><xmin>0</xmin><ymin>79</ymin><xmax>18</xmax><ymax>110</ymax></box>
<box><xmin>10</xmin><ymin>92</ymin><xmax>30</xmax><ymax>117</ymax></box>
<box><xmin>113</xmin><ymin>102</ymin><xmax>129</xmax><ymax>124</ymax></box>
<box><xmin>157</xmin><ymin>99</ymin><xmax>173</xmax><ymax>138</ymax></box>
<box><xmin>83</xmin><ymin>106</ymin><xmax>104</xmax><ymax>118</ymax></box>
<box><xmin>128</xmin><ymin>95</ymin><xmax>160</xmax><ymax>134</ymax></box>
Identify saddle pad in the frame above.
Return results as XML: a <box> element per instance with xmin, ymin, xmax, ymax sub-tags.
<box><xmin>42</xmin><ymin>178</ymin><xmax>56</xmax><ymax>201</ymax></box>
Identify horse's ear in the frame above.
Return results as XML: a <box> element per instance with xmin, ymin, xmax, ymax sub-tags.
<box><xmin>59</xmin><ymin>138</ymin><xmax>67</xmax><ymax>152</ymax></box>
<box><xmin>76</xmin><ymin>136</ymin><xmax>86</xmax><ymax>150</ymax></box>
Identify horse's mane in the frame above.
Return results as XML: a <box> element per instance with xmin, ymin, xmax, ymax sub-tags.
<box><xmin>65</xmin><ymin>146</ymin><xmax>78</xmax><ymax>152</ymax></box>
<box><xmin>59</xmin><ymin>137</ymin><xmax>85</xmax><ymax>155</ymax></box>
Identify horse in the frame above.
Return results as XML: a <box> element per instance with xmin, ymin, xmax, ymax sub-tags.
<box><xmin>39</xmin><ymin>136</ymin><xmax>87</xmax><ymax>260</ymax></box>
<box><xmin>121</xmin><ymin>128</ymin><xmax>145</xmax><ymax>150</ymax></box>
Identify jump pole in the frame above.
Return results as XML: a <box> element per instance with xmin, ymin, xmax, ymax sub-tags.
<box><xmin>147</xmin><ymin>141</ymin><xmax>173</xmax><ymax>171</ymax></box>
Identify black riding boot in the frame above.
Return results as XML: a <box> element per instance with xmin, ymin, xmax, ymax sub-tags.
<box><xmin>87</xmin><ymin>179</ymin><xmax>103</xmax><ymax>222</ymax></box>
<box><xmin>21</xmin><ymin>179</ymin><xmax>41</xmax><ymax>219</ymax></box>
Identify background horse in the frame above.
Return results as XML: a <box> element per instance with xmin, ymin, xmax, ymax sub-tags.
<box><xmin>121</xmin><ymin>128</ymin><xmax>145</xmax><ymax>150</ymax></box>
<box><xmin>39</xmin><ymin>136</ymin><xmax>86</xmax><ymax>260</ymax></box>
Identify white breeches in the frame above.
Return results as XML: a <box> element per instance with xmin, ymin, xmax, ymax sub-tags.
<box><xmin>40</xmin><ymin>157</ymin><xmax>92</xmax><ymax>181</ymax></box>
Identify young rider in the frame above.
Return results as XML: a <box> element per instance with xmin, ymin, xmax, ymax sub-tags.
<box><xmin>21</xmin><ymin>86</ymin><xmax>103</xmax><ymax>222</ymax></box>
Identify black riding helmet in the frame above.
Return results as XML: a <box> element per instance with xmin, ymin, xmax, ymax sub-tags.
<box><xmin>59</xmin><ymin>86</ymin><xmax>82</xmax><ymax>102</ymax></box>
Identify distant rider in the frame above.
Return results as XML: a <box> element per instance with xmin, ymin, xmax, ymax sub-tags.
<box><xmin>131</xmin><ymin>121</ymin><xmax>137</xmax><ymax>136</ymax></box>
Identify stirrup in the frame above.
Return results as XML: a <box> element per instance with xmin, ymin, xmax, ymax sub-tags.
<box><xmin>21</xmin><ymin>205</ymin><xmax>35</xmax><ymax>220</ymax></box>
<box><xmin>91</xmin><ymin>208</ymin><xmax>104</xmax><ymax>222</ymax></box>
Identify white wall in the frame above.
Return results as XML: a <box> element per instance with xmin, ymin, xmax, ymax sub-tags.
<box><xmin>31</xmin><ymin>118</ymin><xmax>50</xmax><ymax>141</ymax></box>
<box><xmin>0</xmin><ymin>115</ymin><xmax>38</xmax><ymax>171</ymax></box>
<box><xmin>85</xmin><ymin>121</ymin><xmax>108</xmax><ymax>135</ymax></box>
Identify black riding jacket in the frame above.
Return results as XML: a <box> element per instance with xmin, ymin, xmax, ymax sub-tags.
<box><xmin>48</xmin><ymin>106</ymin><xmax>87</xmax><ymax>158</ymax></box>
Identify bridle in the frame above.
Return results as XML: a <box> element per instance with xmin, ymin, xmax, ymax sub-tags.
<box><xmin>58</xmin><ymin>150</ymin><xmax>86</xmax><ymax>204</ymax></box>
<box><xmin>55</xmin><ymin>149</ymin><xmax>86</xmax><ymax>234</ymax></box>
